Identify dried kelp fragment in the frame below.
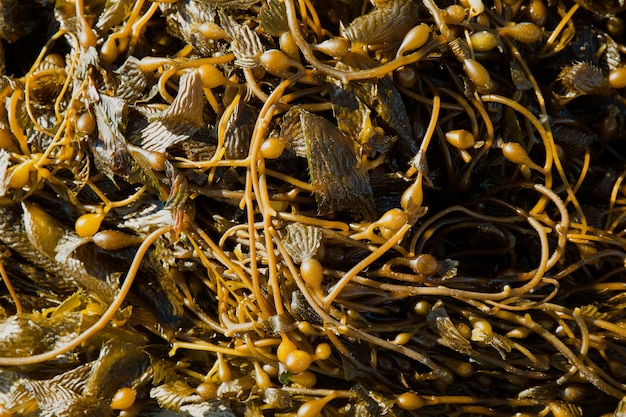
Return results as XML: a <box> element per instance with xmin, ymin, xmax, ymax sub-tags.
<box><xmin>224</xmin><ymin>100</ymin><xmax>258</xmax><ymax>159</ymax></box>
<box><xmin>328</xmin><ymin>82</ymin><xmax>398</xmax><ymax>164</ymax></box>
<box><xmin>330</xmin><ymin>58</ymin><xmax>417</xmax><ymax>164</ymax></box>
<box><xmin>9</xmin><ymin>365</ymin><xmax>83</xmax><ymax>413</ymax></box>
<box><xmin>352</xmin><ymin>76</ymin><xmax>416</xmax><ymax>160</ymax></box>
<box><xmin>281</xmin><ymin>222</ymin><xmax>322</xmax><ymax>263</ymax></box>
<box><xmin>0</xmin><ymin>313</ymin><xmax>83</xmax><ymax>359</ymax></box>
<box><xmin>551</xmin><ymin>125</ymin><xmax>596</xmax><ymax>156</ymax></box>
<box><xmin>150</xmin><ymin>380</ymin><xmax>206</xmax><ymax>411</ymax></box>
<box><xmin>553</xmin><ymin>62</ymin><xmax>610</xmax><ymax>106</ymax></box>
<box><xmin>263</xmin><ymin>388</ymin><xmax>293</xmax><ymax>409</ymax></box>
<box><xmin>219</xmin><ymin>11</ymin><xmax>265</xmax><ymax>68</ymax></box>
<box><xmin>140</xmin><ymin>70</ymin><xmax>204</xmax><ymax>152</ymax></box>
<box><xmin>291</xmin><ymin>290</ymin><xmax>323</xmax><ymax>324</ymax></box>
<box><xmin>89</xmin><ymin>88</ymin><xmax>132</xmax><ymax>181</ymax></box>
<box><xmin>95</xmin><ymin>0</ymin><xmax>135</xmax><ymax>34</ymax></box>
<box><xmin>117</xmin><ymin>204</ymin><xmax>174</xmax><ymax>234</ymax></box>
<box><xmin>471</xmin><ymin>323</ymin><xmax>514</xmax><ymax>359</ymax></box>
<box><xmin>162</xmin><ymin>0</ymin><xmax>219</xmax><ymax>56</ymax></box>
<box><xmin>348</xmin><ymin>383</ymin><xmax>398</xmax><ymax>417</ymax></box>
<box><xmin>427</xmin><ymin>301</ymin><xmax>472</xmax><ymax>355</ymax></box>
<box><xmin>219</xmin><ymin>10</ymin><xmax>265</xmax><ymax>68</ymax></box>
<box><xmin>282</xmin><ymin>107</ymin><xmax>376</xmax><ymax>220</ymax></box>
<box><xmin>599</xmin><ymin>34</ymin><xmax>621</xmax><ymax>71</ymax></box>
<box><xmin>28</xmin><ymin>61</ymin><xmax>67</xmax><ymax>102</ymax></box>
<box><xmin>114</xmin><ymin>56</ymin><xmax>151</xmax><ymax>103</ymax></box>
<box><xmin>4</xmin><ymin>356</ymin><xmax>145</xmax><ymax>416</ymax></box>
<box><xmin>342</xmin><ymin>0</ymin><xmax>418</xmax><ymax>47</ymax></box>
<box><xmin>10</xmin><ymin>380</ymin><xmax>110</xmax><ymax>417</ymax></box>
<box><xmin>84</xmin><ymin>342</ymin><xmax>151</xmax><ymax>399</ymax></box>
<box><xmin>329</xmin><ymin>83</ymin><xmax>378</xmax><ymax>144</ymax></box>
<box><xmin>259</xmin><ymin>0</ymin><xmax>289</xmax><ymax>37</ymax></box>
<box><xmin>547</xmin><ymin>402</ymin><xmax>583</xmax><ymax>417</ymax></box>
<box><xmin>0</xmin><ymin>202</ymin><xmax>118</xmax><ymax>302</ymax></box>
<box><xmin>140</xmin><ymin>247</ymin><xmax>186</xmax><ymax>332</ymax></box>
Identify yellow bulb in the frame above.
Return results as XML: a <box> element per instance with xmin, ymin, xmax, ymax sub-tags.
<box><xmin>442</xmin><ymin>5</ymin><xmax>466</xmax><ymax>24</ymax></box>
<box><xmin>519</xmin><ymin>164</ymin><xmax>532</xmax><ymax>180</ymax></box>
<box><xmin>269</xmin><ymin>199</ymin><xmax>289</xmax><ymax>212</ymax></box>
<box><xmin>280</xmin><ymin>32</ymin><xmax>301</xmax><ymax>62</ymax></box>
<box><xmin>254</xmin><ymin>361</ymin><xmax>272</xmax><ymax>390</ymax></box>
<box><xmin>463</xmin><ymin>58</ymin><xmax>493</xmax><ymax>92</ymax></box>
<box><xmin>198</xmin><ymin>64</ymin><xmax>230</xmax><ymax>89</ymax></box>
<box><xmin>313</xmin><ymin>37</ymin><xmax>351</xmax><ymax>58</ymax></box>
<box><xmin>300</xmin><ymin>257</ymin><xmax>324</xmax><ymax>290</ymax></box>
<box><xmin>76</xmin><ymin>113</ymin><xmax>96</xmax><ymax>136</ymax></box>
<box><xmin>609</xmin><ymin>360</ymin><xmax>626</xmax><ymax>380</ymax></box>
<box><xmin>396</xmin><ymin>24</ymin><xmax>431</xmax><ymax>57</ymax></box>
<box><xmin>446</xmin><ymin>129</ymin><xmax>476</xmax><ymax>150</ymax></box>
<box><xmin>8</xmin><ymin>160</ymin><xmax>34</xmax><ymax>189</ymax></box>
<box><xmin>196</xmin><ymin>382</ymin><xmax>218</xmax><ymax>399</ymax></box>
<box><xmin>401</xmin><ymin>178</ymin><xmax>423</xmax><ymax>212</ymax></box>
<box><xmin>411</xmin><ymin>254</ymin><xmax>440</xmax><ymax>276</ymax></box>
<box><xmin>263</xmin><ymin>363</ymin><xmax>279</xmax><ymax>377</ymax></box>
<box><xmin>75</xmin><ymin>212</ymin><xmax>105</xmax><ymax>238</ymax></box>
<box><xmin>196</xmin><ymin>22</ymin><xmax>230</xmax><ymax>40</ymax></box>
<box><xmin>394</xmin><ymin>332</ymin><xmax>412</xmax><ymax>345</ymax></box>
<box><xmin>413</xmin><ymin>300</ymin><xmax>431</xmax><ymax>315</ymax></box>
<box><xmin>469</xmin><ymin>31</ymin><xmax>499</xmax><ymax>52</ymax></box>
<box><xmin>92</xmin><ymin>230</ymin><xmax>143</xmax><ymax>250</ymax></box>
<box><xmin>378</xmin><ymin>208</ymin><xmax>409</xmax><ymax>240</ymax></box>
<box><xmin>79</xmin><ymin>27</ymin><xmax>97</xmax><ymax>49</ymax></box>
<box><xmin>526</xmin><ymin>0</ymin><xmax>547</xmax><ymax>26</ymax></box>
<box><xmin>297</xmin><ymin>321</ymin><xmax>317</xmax><ymax>335</ymax></box>
<box><xmin>277</xmin><ymin>335</ymin><xmax>297</xmax><ymax>363</ymax></box>
<box><xmin>498</xmin><ymin>22</ymin><xmax>542</xmax><ymax>43</ymax></box>
<box><xmin>506</xmin><ymin>326</ymin><xmax>531</xmax><ymax>339</ymax></box>
<box><xmin>218</xmin><ymin>353</ymin><xmax>232</xmax><ymax>382</ymax></box>
<box><xmin>296</xmin><ymin>393</ymin><xmax>337</xmax><ymax>417</ymax></box>
<box><xmin>395</xmin><ymin>65</ymin><xmax>417</xmax><ymax>89</ymax></box>
<box><xmin>260</xmin><ymin>137</ymin><xmax>285</xmax><ymax>159</ymax></box>
<box><xmin>100</xmin><ymin>38</ymin><xmax>119</xmax><ymax>64</ymax></box>
<box><xmin>260</xmin><ymin>49</ymin><xmax>295</xmax><ymax>73</ymax></box>
<box><xmin>608</xmin><ymin>67</ymin><xmax>626</xmax><ymax>89</ymax></box>
<box><xmin>284</xmin><ymin>350</ymin><xmax>313</xmax><ymax>373</ymax></box>
<box><xmin>111</xmin><ymin>387</ymin><xmax>137</xmax><ymax>410</ymax></box>
<box><xmin>42</xmin><ymin>53</ymin><xmax>65</xmax><ymax>69</ymax></box>
<box><xmin>314</xmin><ymin>343</ymin><xmax>331</xmax><ymax>360</ymax></box>
<box><xmin>455</xmin><ymin>362</ymin><xmax>473</xmax><ymax>377</ymax></box>
<box><xmin>501</xmin><ymin>142</ymin><xmax>542</xmax><ymax>171</ymax></box>
<box><xmin>396</xmin><ymin>392</ymin><xmax>425</xmax><ymax>410</ymax></box>
<box><xmin>290</xmin><ymin>371</ymin><xmax>317</xmax><ymax>388</ymax></box>
<box><xmin>472</xmin><ymin>318</ymin><xmax>493</xmax><ymax>338</ymax></box>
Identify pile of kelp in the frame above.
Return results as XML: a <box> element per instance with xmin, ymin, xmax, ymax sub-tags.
<box><xmin>0</xmin><ymin>0</ymin><xmax>625</xmax><ymax>415</ymax></box>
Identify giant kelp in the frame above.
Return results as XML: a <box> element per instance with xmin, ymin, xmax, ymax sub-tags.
<box><xmin>0</xmin><ymin>0</ymin><xmax>626</xmax><ymax>416</ymax></box>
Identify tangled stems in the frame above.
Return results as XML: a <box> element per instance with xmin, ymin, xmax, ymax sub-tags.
<box><xmin>3</xmin><ymin>0</ymin><xmax>626</xmax><ymax>415</ymax></box>
<box><xmin>0</xmin><ymin>225</ymin><xmax>172</xmax><ymax>366</ymax></box>
<box><xmin>486</xmin><ymin>305</ymin><xmax>625</xmax><ymax>399</ymax></box>
<box><xmin>283</xmin><ymin>0</ymin><xmax>446</xmax><ymax>83</ymax></box>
